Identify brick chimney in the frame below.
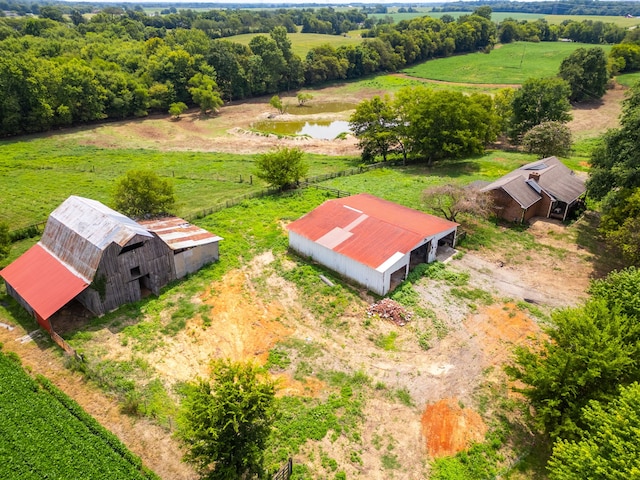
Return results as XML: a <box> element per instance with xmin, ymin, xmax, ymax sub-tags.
<box><xmin>529</xmin><ymin>172</ymin><xmax>540</xmax><ymax>182</ymax></box>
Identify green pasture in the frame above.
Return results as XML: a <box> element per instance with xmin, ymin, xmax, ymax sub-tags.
<box><xmin>221</xmin><ymin>32</ymin><xmax>362</xmax><ymax>58</ymax></box>
<box><xmin>402</xmin><ymin>41</ymin><xmax>612</xmax><ymax>85</ymax></box>
<box><xmin>319</xmin><ymin>150</ymin><xmax>541</xmax><ymax>208</ymax></box>
<box><xmin>541</xmin><ymin>14</ymin><xmax>640</xmax><ymax>28</ymax></box>
<box><xmin>334</xmin><ymin>72</ymin><xmax>500</xmax><ymax>96</ymax></box>
<box><xmin>0</xmin><ymin>138</ymin><xmax>357</xmax><ymax>229</ymax></box>
<box><xmin>616</xmin><ymin>72</ymin><xmax>640</xmax><ymax>87</ymax></box>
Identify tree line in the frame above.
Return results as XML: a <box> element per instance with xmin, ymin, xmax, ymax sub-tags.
<box><xmin>0</xmin><ymin>3</ymin><xmax>633</xmax><ymax>137</ymax></box>
<box><xmin>436</xmin><ymin>0</ymin><xmax>640</xmax><ymax>17</ymax></box>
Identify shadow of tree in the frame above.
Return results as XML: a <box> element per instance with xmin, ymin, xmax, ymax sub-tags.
<box><xmin>574</xmin><ymin>211</ymin><xmax>626</xmax><ymax>279</ymax></box>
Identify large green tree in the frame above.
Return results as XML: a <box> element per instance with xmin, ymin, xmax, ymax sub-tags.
<box><xmin>509</xmin><ymin>77</ymin><xmax>572</xmax><ymax>140</ymax></box>
<box><xmin>178</xmin><ymin>360</ymin><xmax>276</xmax><ymax>480</ymax></box>
<box><xmin>521</xmin><ymin>121</ymin><xmax>572</xmax><ymax>158</ymax></box>
<box><xmin>506</xmin><ymin>298</ymin><xmax>640</xmax><ymax>440</ymax></box>
<box><xmin>349</xmin><ymin>95</ymin><xmax>397</xmax><ymax>162</ymax></box>
<box><xmin>188</xmin><ymin>73</ymin><xmax>223</xmax><ymax>114</ymax></box>
<box><xmin>113</xmin><ymin>170</ymin><xmax>175</xmax><ymax>218</ymax></box>
<box><xmin>254</xmin><ymin>147</ymin><xmax>308</xmax><ymax>189</ymax></box>
<box><xmin>558</xmin><ymin>47</ymin><xmax>609</xmax><ymax>102</ymax></box>
<box><xmin>395</xmin><ymin>86</ymin><xmax>499</xmax><ymax>164</ymax></box>
<box><xmin>548</xmin><ymin>382</ymin><xmax>640</xmax><ymax>479</ymax></box>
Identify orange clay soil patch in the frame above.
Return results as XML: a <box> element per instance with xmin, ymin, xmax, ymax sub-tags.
<box><xmin>273</xmin><ymin>373</ymin><xmax>326</xmax><ymax>397</ymax></box>
<box><xmin>464</xmin><ymin>303</ymin><xmax>541</xmax><ymax>366</ymax></box>
<box><xmin>146</xmin><ymin>270</ymin><xmax>293</xmax><ymax>385</ymax></box>
<box><xmin>421</xmin><ymin>398</ymin><xmax>488</xmax><ymax>458</ymax></box>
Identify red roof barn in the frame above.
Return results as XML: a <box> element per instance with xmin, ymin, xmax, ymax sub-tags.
<box><xmin>1</xmin><ymin>196</ymin><xmax>221</xmax><ymax>334</ymax></box>
<box><xmin>287</xmin><ymin>194</ymin><xmax>457</xmax><ymax>295</ymax></box>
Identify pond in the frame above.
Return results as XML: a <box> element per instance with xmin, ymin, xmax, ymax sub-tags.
<box><xmin>252</xmin><ymin>120</ymin><xmax>351</xmax><ymax>140</ymax></box>
<box><xmin>286</xmin><ymin>102</ymin><xmax>357</xmax><ymax>115</ymax></box>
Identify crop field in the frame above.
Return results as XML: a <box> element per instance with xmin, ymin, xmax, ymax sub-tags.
<box><xmin>221</xmin><ymin>32</ymin><xmax>362</xmax><ymax>58</ymax></box>
<box><xmin>0</xmin><ymin>348</ymin><xmax>155</xmax><ymax>479</ymax></box>
<box><xmin>402</xmin><ymin>41</ymin><xmax>613</xmax><ymax>84</ymax></box>
<box><xmin>0</xmin><ymin>138</ymin><xmax>357</xmax><ymax>230</ymax></box>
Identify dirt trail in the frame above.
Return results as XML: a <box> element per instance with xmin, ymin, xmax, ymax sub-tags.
<box><xmin>0</xmin><ymin>324</ymin><xmax>197</xmax><ymax>480</ymax></box>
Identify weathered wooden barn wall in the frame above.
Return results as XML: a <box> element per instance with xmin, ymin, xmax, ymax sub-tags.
<box><xmin>76</xmin><ymin>234</ymin><xmax>174</xmax><ymax>316</ymax></box>
<box><xmin>4</xmin><ymin>283</ymin><xmax>34</xmax><ymax>318</ymax></box>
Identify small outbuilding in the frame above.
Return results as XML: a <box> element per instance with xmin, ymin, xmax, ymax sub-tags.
<box><xmin>287</xmin><ymin>194</ymin><xmax>458</xmax><ymax>296</ymax></box>
<box><xmin>480</xmin><ymin>156</ymin><xmax>585</xmax><ymax>223</ymax></box>
<box><xmin>0</xmin><ymin>196</ymin><xmax>221</xmax><ymax>333</ymax></box>
<box><xmin>139</xmin><ymin>217</ymin><xmax>222</xmax><ymax>279</ymax></box>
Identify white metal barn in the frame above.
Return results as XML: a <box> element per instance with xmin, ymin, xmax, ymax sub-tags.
<box><xmin>287</xmin><ymin>194</ymin><xmax>458</xmax><ymax>295</ymax></box>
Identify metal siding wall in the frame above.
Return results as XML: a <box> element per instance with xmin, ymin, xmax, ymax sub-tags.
<box><xmin>289</xmin><ymin>232</ymin><xmax>386</xmax><ymax>295</ymax></box>
<box><xmin>427</xmin><ymin>228</ymin><xmax>458</xmax><ymax>262</ymax></box>
<box><xmin>174</xmin><ymin>243</ymin><xmax>219</xmax><ymax>279</ymax></box>
<box><xmin>380</xmin><ymin>254</ymin><xmax>410</xmax><ymax>294</ymax></box>
<box><xmin>41</xmin><ymin>216</ymin><xmax>102</xmax><ymax>280</ymax></box>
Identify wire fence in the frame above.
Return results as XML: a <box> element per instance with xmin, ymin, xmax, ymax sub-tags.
<box><xmin>9</xmin><ymin>158</ymin><xmax>410</xmax><ymax>234</ymax></box>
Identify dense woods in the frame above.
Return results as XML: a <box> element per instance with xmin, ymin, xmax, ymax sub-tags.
<box><xmin>0</xmin><ymin>3</ymin><xmax>631</xmax><ymax>137</ymax></box>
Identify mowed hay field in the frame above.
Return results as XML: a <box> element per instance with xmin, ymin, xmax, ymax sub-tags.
<box><xmin>223</xmin><ymin>32</ymin><xmax>363</xmax><ymax>57</ymax></box>
<box><xmin>402</xmin><ymin>41</ymin><xmax>613</xmax><ymax>84</ymax></box>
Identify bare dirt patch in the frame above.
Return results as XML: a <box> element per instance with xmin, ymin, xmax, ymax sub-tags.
<box><xmin>421</xmin><ymin>398</ymin><xmax>488</xmax><ymax>458</ymax></box>
<box><xmin>62</xmin><ymin>76</ymin><xmax>626</xmax><ymax>158</ymax></box>
<box><xmin>568</xmin><ymin>84</ymin><xmax>625</xmax><ymax>140</ymax></box>
<box><xmin>72</xmin><ymin>88</ymin><xmax>367</xmax><ymax>156</ymax></box>
<box><xmin>146</xmin><ymin>270</ymin><xmax>292</xmax><ymax>384</ymax></box>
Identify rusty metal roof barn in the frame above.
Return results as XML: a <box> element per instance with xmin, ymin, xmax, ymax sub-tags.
<box><xmin>287</xmin><ymin>194</ymin><xmax>458</xmax><ymax>295</ymax></box>
<box><xmin>0</xmin><ymin>196</ymin><xmax>221</xmax><ymax>336</ymax></box>
<box><xmin>139</xmin><ymin>217</ymin><xmax>222</xmax><ymax>251</ymax></box>
<box><xmin>40</xmin><ymin>196</ymin><xmax>153</xmax><ymax>282</ymax></box>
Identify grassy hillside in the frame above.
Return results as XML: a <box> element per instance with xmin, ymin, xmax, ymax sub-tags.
<box><xmin>402</xmin><ymin>41</ymin><xmax>613</xmax><ymax>84</ymax></box>
<box><xmin>221</xmin><ymin>32</ymin><xmax>362</xmax><ymax>58</ymax></box>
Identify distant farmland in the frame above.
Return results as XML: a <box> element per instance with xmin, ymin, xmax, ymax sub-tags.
<box><xmin>221</xmin><ymin>32</ymin><xmax>362</xmax><ymax>57</ymax></box>
<box><xmin>402</xmin><ymin>41</ymin><xmax>613</xmax><ymax>85</ymax></box>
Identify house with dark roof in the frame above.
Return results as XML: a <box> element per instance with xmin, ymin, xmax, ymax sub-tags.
<box><xmin>480</xmin><ymin>157</ymin><xmax>586</xmax><ymax>223</ymax></box>
<box><xmin>287</xmin><ymin>194</ymin><xmax>458</xmax><ymax>296</ymax></box>
<box><xmin>0</xmin><ymin>196</ymin><xmax>221</xmax><ymax>333</ymax></box>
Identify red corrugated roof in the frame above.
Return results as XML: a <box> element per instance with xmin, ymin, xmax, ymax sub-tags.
<box><xmin>0</xmin><ymin>244</ymin><xmax>88</xmax><ymax>320</ymax></box>
<box><xmin>287</xmin><ymin>194</ymin><xmax>458</xmax><ymax>269</ymax></box>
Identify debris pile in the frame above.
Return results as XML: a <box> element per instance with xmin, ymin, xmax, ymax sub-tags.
<box><xmin>367</xmin><ymin>299</ymin><xmax>413</xmax><ymax>326</ymax></box>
